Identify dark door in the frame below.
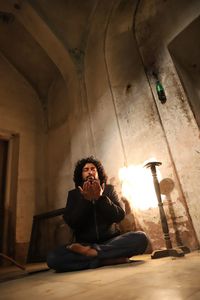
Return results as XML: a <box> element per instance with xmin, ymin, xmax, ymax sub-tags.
<box><xmin>0</xmin><ymin>140</ymin><xmax>8</xmax><ymax>260</ymax></box>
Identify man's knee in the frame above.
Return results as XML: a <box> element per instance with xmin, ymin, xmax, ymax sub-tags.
<box><xmin>135</xmin><ymin>231</ymin><xmax>148</xmax><ymax>252</ymax></box>
<box><xmin>127</xmin><ymin>231</ymin><xmax>148</xmax><ymax>253</ymax></box>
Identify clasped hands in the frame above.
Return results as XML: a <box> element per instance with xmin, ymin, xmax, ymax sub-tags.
<box><xmin>78</xmin><ymin>178</ymin><xmax>104</xmax><ymax>201</ymax></box>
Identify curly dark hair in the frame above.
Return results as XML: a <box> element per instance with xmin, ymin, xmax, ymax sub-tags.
<box><xmin>73</xmin><ymin>156</ymin><xmax>108</xmax><ymax>188</ymax></box>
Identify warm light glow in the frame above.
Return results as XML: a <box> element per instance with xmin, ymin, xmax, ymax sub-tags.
<box><xmin>119</xmin><ymin>159</ymin><xmax>163</xmax><ymax>211</ymax></box>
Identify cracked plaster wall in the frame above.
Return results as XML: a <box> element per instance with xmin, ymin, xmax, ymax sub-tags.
<box><xmin>1</xmin><ymin>0</ymin><xmax>200</xmax><ymax>262</ymax></box>
<box><xmin>135</xmin><ymin>0</ymin><xmax>200</xmax><ymax>247</ymax></box>
<box><xmin>46</xmin><ymin>0</ymin><xmax>200</xmax><ymax>251</ymax></box>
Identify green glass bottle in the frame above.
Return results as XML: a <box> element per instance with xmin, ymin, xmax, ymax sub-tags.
<box><xmin>156</xmin><ymin>80</ymin><xmax>167</xmax><ymax>103</ymax></box>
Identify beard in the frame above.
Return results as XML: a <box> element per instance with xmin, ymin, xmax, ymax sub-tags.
<box><xmin>82</xmin><ymin>175</ymin><xmax>100</xmax><ymax>187</ymax></box>
<box><xmin>85</xmin><ymin>175</ymin><xmax>95</xmax><ymax>182</ymax></box>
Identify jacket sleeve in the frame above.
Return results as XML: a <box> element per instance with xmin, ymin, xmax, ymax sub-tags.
<box><xmin>95</xmin><ymin>185</ymin><xmax>125</xmax><ymax>223</ymax></box>
<box><xmin>63</xmin><ymin>190</ymin><xmax>92</xmax><ymax>230</ymax></box>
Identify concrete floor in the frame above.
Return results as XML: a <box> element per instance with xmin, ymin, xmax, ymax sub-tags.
<box><xmin>0</xmin><ymin>251</ymin><xmax>199</xmax><ymax>300</ymax></box>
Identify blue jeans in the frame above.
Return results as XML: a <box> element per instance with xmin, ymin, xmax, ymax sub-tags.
<box><xmin>47</xmin><ymin>231</ymin><xmax>148</xmax><ymax>272</ymax></box>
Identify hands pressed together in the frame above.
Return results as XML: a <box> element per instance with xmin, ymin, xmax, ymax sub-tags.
<box><xmin>78</xmin><ymin>179</ymin><xmax>104</xmax><ymax>201</ymax></box>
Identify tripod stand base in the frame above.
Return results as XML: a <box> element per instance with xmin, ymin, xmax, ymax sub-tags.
<box><xmin>177</xmin><ymin>245</ymin><xmax>190</xmax><ymax>254</ymax></box>
<box><xmin>151</xmin><ymin>248</ymin><xmax>185</xmax><ymax>259</ymax></box>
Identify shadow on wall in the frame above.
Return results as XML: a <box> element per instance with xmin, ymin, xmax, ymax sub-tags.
<box><xmin>119</xmin><ymin>176</ymin><xmax>198</xmax><ymax>253</ymax></box>
<box><xmin>119</xmin><ymin>197</ymin><xmax>153</xmax><ymax>253</ymax></box>
<box><xmin>159</xmin><ymin>178</ymin><xmax>183</xmax><ymax>247</ymax></box>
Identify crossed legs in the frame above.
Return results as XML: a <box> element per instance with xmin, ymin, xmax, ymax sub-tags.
<box><xmin>47</xmin><ymin>231</ymin><xmax>148</xmax><ymax>272</ymax></box>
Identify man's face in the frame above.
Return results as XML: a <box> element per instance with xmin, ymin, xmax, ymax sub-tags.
<box><xmin>82</xmin><ymin>163</ymin><xmax>99</xmax><ymax>182</ymax></box>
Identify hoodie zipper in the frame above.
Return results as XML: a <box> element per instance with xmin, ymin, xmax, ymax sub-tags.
<box><xmin>93</xmin><ymin>200</ymin><xmax>99</xmax><ymax>241</ymax></box>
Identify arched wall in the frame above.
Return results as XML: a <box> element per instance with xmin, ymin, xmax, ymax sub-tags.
<box><xmin>84</xmin><ymin>0</ymin><xmax>199</xmax><ymax>250</ymax></box>
<box><xmin>17</xmin><ymin>0</ymin><xmax>200</xmax><ymax>256</ymax></box>
<box><xmin>135</xmin><ymin>0</ymin><xmax>200</xmax><ymax>245</ymax></box>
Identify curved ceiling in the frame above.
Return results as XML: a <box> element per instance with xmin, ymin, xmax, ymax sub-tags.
<box><xmin>0</xmin><ymin>0</ymin><xmax>98</xmax><ymax>107</ymax></box>
<box><xmin>0</xmin><ymin>15</ymin><xmax>59</xmax><ymax>105</ymax></box>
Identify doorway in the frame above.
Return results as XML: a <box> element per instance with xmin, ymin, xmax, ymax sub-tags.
<box><xmin>0</xmin><ymin>133</ymin><xmax>19</xmax><ymax>264</ymax></box>
<box><xmin>0</xmin><ymin>139</ymin><xmax>8</xmax><ymax>264</ymax></box>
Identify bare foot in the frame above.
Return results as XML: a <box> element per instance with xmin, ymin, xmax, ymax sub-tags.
<box><xmin>68</xmin><ymin>243</ymin><xmax>97</xmax><ymax>257</ymax></box>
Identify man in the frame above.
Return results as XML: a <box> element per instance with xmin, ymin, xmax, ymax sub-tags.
<box><xmin>47</xmin><ymin>156</ymin><xmax>148</xmax><ymax>272</ymax></box>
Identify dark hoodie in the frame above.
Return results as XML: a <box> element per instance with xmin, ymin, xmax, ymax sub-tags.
<box><xmin>63</xmin><ymin>184</ymin><xmax>125</xmax><ymax>243</ymax></box>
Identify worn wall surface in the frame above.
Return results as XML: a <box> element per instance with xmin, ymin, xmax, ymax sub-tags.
<box><xmin>47</xmin><ymin>70</ymin><xmax>95</xmax><ymax>211</ymax></box>
<box><xmin>0</xmin><ymin>0</ymin><xmax>200</xmax><ymax>262</ymax></box>
<box><xmin>0</xmin><ymin>53</ymin><xmax>45</xmax><ymax>261</ymax></box>
<box><xmin>135</xmin><ymin>0</ymin><xmax>200</xmax><ymax>247</ymax></box>
<box><xmin>83</xmin><ymin>0</ymin><xmax>200</xmax><ymax>250</ymax></box>
<box><xmin>37</xmin><ymin>0</ymin><xmax>200</xmax><ymax>252</ymax></box>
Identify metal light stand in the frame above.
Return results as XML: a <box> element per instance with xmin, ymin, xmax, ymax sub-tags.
<box><xmin>144</xmin><ymin>161</ymin><xmax>184</xmax><ymax>259</ymax></box>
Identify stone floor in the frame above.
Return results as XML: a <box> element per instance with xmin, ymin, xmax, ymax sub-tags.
<box><xmin>0</xmin><ymin>251</ymin><xmax>199</xmax><ymax>300</ymax></box>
